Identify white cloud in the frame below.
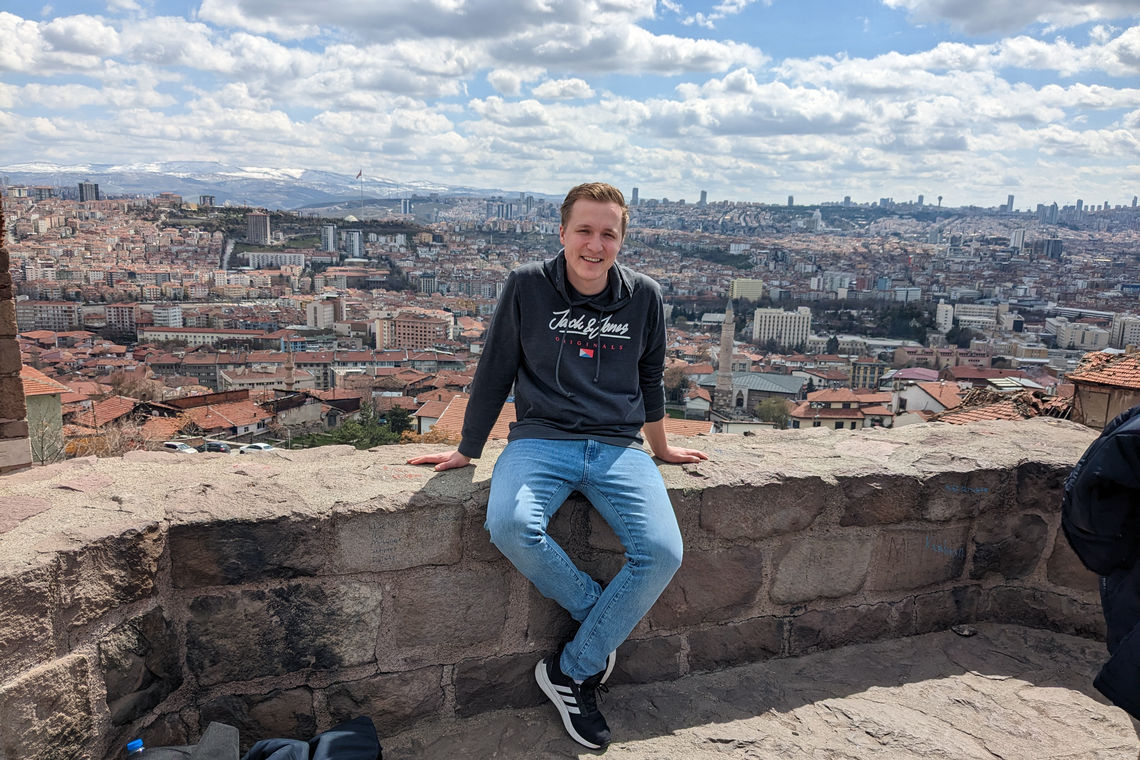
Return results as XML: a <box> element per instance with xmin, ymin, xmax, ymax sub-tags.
<box><xmin>0</xmin><ymin>13</ymin><xmax>45</xmax><ymax>71</ymax></box>
<box><xmin>41</xmin><ymin>14</ymin><xmax>121</xmax><ymax>55</ymax></box>
<box><xmin>681</xmin><ymin>0</ymin><xmax>766</xmax><ymax>29</ymax></box>
<box><xmin>882</xmin><ymin>0</ymin><xmax>1140</xmax><ymax>35</ymax></box>
<box><xmin>531</xmin><ymin>78</ymin><xmax>593</xmax><ymax>99</ymax></box>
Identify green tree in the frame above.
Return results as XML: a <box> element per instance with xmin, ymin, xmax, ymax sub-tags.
<box><xmin>663</xmin><ymin>366</ymin><xmax>690</xmax><ymax>403</ymax></box>
<box><xmin>825</xmin><ymin>335</ymin><xmax>840</xmax><ymax>354</ymax></box>
<box><xmin>755</xmin><ymin>398</ymin><xmax>789</xmax><ymax>429</ymax></box>
<box><xmin>385</xmin><ymin>405</ymin><xmax>413</xmax><ymax>435</ymax></box>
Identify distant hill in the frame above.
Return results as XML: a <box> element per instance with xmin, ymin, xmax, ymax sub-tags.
<box><xmin>0</xmin><ymin>161</ymin><xmax>549</xmax><ymax>210</ymax></box>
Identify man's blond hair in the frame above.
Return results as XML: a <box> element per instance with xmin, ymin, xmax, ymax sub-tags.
<box><xmin>560</xmin><ymin>182</ymin><xmax>629</xmax><ymax>238</ymax></box>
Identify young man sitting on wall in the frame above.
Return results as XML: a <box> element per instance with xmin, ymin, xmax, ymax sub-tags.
<box><xmin>408</xmin><ymin>182</ymin><xmax>707</xmax><ymax>749</ymax></box>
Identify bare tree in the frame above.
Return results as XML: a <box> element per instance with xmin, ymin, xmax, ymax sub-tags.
<box><xmin>26</xmin><ymin>405</ymin><xmax>65</xmax><ymax>465</ymax></box>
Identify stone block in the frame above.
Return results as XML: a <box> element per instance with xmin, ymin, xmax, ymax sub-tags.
<box><xmin>0</xmin><ymin>566</ymin><xmax>55</xmax><ymax>685</ymax></box>
<box><xmin>332</xmin><ymin>505</ymin><xmax>463</xmax><ymax>574</ymax></box>
<box><xmin>57</xmin><ymin>523</ymin><xmax>164</xmax><ymax>631</ymax></box>
<box><xmin>839</xmin><ymin>474</ymin><xmax>924</xmax><ymax>526</ymax></box>
<box><xmin>586</xmin><ymin>505</ymin><xmax>625</xmax><ymax>554</ymax></box>
<box><xmin>1046</xmin><ymin>533</ymin><xmax>1099</xmax><ymax>594</ymax></box>
<box><xmin>455</xmin><ymin>653</ymin><xmax>545</xmax><ymax>717</ymax></box>
<box><xmin>463</xmin><ymin>508</ymin><xmax>502</xmax><ymax>563</ymax></box>
<box><xmin>1015</xmin><ymin>461</ymin><xmax>1070</xmax><ymax>512</ymax></box>
<box><xmin>770</xmin><ymin>535</ymin><xmax>872</xmax><ymax>604</ymax></box>
<box><xmin>921</xmin><ymin>469</ymin><xmax>1010</xmax><ymax>521</ymax></box>
<box><xmin>914</xmin><ymin>586</ymin><xmax>981</xmax><ymax>634</ymax></box>
<box><xmin>687</xmin><ymin>617</ymin><xmax>783</xmax><ymax>673</ymax></box>
<box><xmin>0</xmin><ymin>417</ymin><xmax>28</xmax><ymax>439</ymax></box>
<box><xmin>99</xmin><ymin>606</ymin><xmax>183</xmax><ymax>726</ymax></box>
<box><xmin>325</xmin><ymin>667</ymin><xmax>444</xmax><ymax>734</ymax></box>
<box><xmin>647</xmin><ymin>545</ymin><xmax>765</xmax><ymax>629</ymax></box>
<box><xmin>524</xmin><ymin>585</ymin><xmax>577</xmax><ymax>646</ymax></box>
<box><xmin>0</xmin><ymin>340</ymin><xmax>21</xmax><ymax>375</ymax></box>
<box><xmin>865</xmin><ymin>526</ymin><xmax>969</xmax><ymax>592</ymax></box>
<box><xmin>788</xmin><ymin>600</ymin><xmax>913</xmax><ymax>655</ymax></box>
<box><xmin>134</xmin><ymin>711</ymin><xmax>194</xmax><ymax>750</ymax></box>
<box><xmin>0</xmin><ymin>300</ymin><xmax>16</xmax><ymax>340</ymax></box>
<box><xmin>0</xmin><ymin>655</ymin><xmax>94</xmax><ymax>760</ymax></box>
<box><xmin>547</xmin><ymin>495</ymin><xmax>596</xmax><ymax>559</ymax></box>
<box><xmin>969</xmin><ymin>513</ymin><xmax>1048</xmax><ymax>580</ymax></box>
<box><xmin>980</xmin><ymin>586</ymin><xmax>1106</xmax><ymax>639</ymax></box>
<box><xmin>198</xmin><ymin>688</ymin><xmax>315</xmax><ymax>753</ymax></box>
<box><xmin>0</xmin><ymin>387</ymin><xmax>28</xmax><ymax>422</ymax></box>
<box><xmin>0</xmin><ymin>495</ymin><xmax>52</xmax><ymax>533</ymax></box>
<box><xmin>187</xmin><ymin>580</ymin><xmax>382</xmax><ymax>687</ymax></box>
<box><xmin>699</xmin><ymin>479</ymin><xmax>833</xmax><ymax>541</ymax></box>
<box><xmin>609</xmin><ymin>634</ymin><xmax>684</xmax><ymax>684</ymax></box>
<box><xmin>389</xmin><ymin>567</ymin><xmax>508</xmax><ymax>648</ymax></box>
<box><xmin>169</xmin><ymin>517</ymin><xmax>329</xmax><ymax>588</ymax></box>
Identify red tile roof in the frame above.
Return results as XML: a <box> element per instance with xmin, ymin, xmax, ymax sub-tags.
<box><xmin>1067</xmin><ymin>352</ymin><xmax>1140</xmax><ymax>391</ymax></box>
<box><xmin>930</xmin><ymin>388</ymin><xmax>1072</xmax><ymax>425</ymax></box>
<box><xmin>69</xmin><ymin>396</ymin><xmax>139</xmax><ymax>428</ymax></box>
<box><xmin>182</xmin><ymin>401</ymin><xmax>272</xmax><ymax>432</ymax></box>
<box><xmin>414</xmin><ymin>400</ymin><xmax>450</xmax><ymax>419</ymax></box>
<box><xmin>20</xmin><ymin>365</ymin><xmax>70</xmax><ymax>397</ymax></box>
<box><xmin>915</xmin><ymin>381</ymin><xmax>964</xmax><ymax>410</ymax></box>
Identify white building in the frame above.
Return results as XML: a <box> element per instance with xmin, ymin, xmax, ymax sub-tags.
<box><xmin>1111</xmin><ymin>314</ymin><xmax>1140</xmax><ymax>349</ymax></box>
<box><xmin>753</xmin><ymin>306</ymin><xmax>812</xmax><ymax>348</ymax></box>
<box><xmin>306</xmin><ymin>300</ymin><xmax>336</xmax><ymax>329</ymax></box>
<box><xmin>151</xmin><ymin>303</ymin><xmax>183</xmax><ymax>328</ymax></box>
<box><xmin>729</xmin><ymin>278</ymin><xmax>765</xmax><ymax>300</ymax></box>
<box><xmin>321</xmin><ymin>224</ymin><xmax>338</xmax><ymax>253</ymax></box>
<box><xmin>246</xmin><ymin>212</ymin><xmax>270</xmax><ymax>245</ymax></box>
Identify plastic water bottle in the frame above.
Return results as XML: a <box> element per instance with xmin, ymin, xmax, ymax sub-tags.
<box><xmin>126</xmin><ymin>739</ymin><xmax>144</xmax><ymax>755</ymax></box>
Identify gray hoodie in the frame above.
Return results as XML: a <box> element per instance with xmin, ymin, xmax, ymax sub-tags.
<box><xmin>458</xmin><ymin>252</ymin><xmax>667</xmax><ymax>459</ymax></box>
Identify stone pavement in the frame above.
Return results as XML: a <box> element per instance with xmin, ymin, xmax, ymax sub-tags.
<box><xmin>384</xmin><ymin>624</ymin><xmax>1138</xmax><ymax>759</ymax></box>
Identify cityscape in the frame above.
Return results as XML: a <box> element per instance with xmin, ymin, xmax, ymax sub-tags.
<box><xmin>4</xmin><ymin>173</ymin><xmax>1139</xmax><ymax>464</ymax></box>
<box><xmin>4</xmin><ymin>3</ymin><xmax>1140</xmax><ymax>756</ymax></box>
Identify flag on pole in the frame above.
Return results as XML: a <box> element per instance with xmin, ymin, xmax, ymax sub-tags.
<box><xmin>356</xmin><ymin>169</ymin><xmax>362</xmax><ymax>179</ymax></box>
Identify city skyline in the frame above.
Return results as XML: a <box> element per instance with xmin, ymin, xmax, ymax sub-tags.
<box><xmin>2</xmin><ymin>1</ymin><xmax>1139</xmax><ymax>208</ymax></box>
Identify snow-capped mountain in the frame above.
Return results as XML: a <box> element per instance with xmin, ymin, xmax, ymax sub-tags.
<box><xmin>0</xmin><ymin>162</ymin><xmax>535</xmax><ymax>209</ymax></box>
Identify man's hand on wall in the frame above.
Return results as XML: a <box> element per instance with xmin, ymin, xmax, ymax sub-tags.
<box><xmin>654</xmin><ymin>445</ymin><xmax>709</xmax><ymax>464</ymax></box>
<box><xmin>406</xmin><ymin>450</ymin><xmax>472</xmax><ymax>471</ymax></box>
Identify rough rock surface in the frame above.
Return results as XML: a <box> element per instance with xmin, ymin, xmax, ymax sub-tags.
<box><xmin>383</xmin><ymin>624</ymin><xmax>1139</xmax><ymax>760</ymax></box>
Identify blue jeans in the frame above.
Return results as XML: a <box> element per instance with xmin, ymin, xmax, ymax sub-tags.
<box><xmin>485</xmin><ymin>438</ymin><xmax>683</xmax><ymax>681</ymax></box>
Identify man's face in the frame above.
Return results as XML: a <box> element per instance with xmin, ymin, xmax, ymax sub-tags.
<box><xmin>559</xmin><ymin>199</ymin><xmax>624</xmax><ymax>296</ymax></box>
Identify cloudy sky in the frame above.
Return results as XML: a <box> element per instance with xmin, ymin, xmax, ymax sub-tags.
<box><xmin>2</xmin><ymin>0</ymin><xmax>1139</xmax><ymax>207</ymax></box>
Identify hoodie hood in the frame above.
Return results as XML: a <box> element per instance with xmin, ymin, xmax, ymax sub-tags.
<box><xmin>544</xmin><ymin>250</ymin><xmax>635</xmax><ymax>313</ymax></box>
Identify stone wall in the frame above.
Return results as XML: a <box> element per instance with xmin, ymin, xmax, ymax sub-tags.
<box><xmin>0</xmin><ymin>196</ymin><xmax>32</xmax><ymax>474</ymax></box>
<box><xmin>0</xmin><ymin>418</ymin><xmax>1103</xmax><ymax>759</ymax></box>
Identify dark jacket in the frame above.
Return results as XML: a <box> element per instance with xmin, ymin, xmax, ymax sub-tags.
<box><xmin>458</xmin><ymin>252</ymin><xmax>667</xmax><ymax>459</ymax></box>
<box><xmin>1062</xmin><ymin>403</ymin><xmax>1140</xmax><ymax>576</ymax></box>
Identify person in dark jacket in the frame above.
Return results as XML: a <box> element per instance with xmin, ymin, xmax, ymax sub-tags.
<box><xmin>1062</xmin><ymin>402</ymin><xmax>1140</xmax><ymax>719</ymax></box>
<box><xmin>408</xmin><ymin>182</ymin><xmax>707</xmax><ymax>749</ymax></box>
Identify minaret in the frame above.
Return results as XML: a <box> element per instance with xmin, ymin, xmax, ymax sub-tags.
<box><xmin>284</xmin><ymin>350</ymin><xmax>295</xmax><ymax>393</ymax></box>
<box><xmin>714</xmin><ymin>300</ymin><xmax>735</xmax><ymax>412</ymax></box>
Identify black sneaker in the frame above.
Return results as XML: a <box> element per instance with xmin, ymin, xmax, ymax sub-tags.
<box><xmin>535</xmin><ymin>651</ymin><xmax>611</xmax><ymax>749</ymax></box>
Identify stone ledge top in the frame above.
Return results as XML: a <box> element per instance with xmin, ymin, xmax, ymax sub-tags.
<box><xmin>0</xmin><ymin>418</ymin><xmax>1097</xmax><ymax>573</ymax></box>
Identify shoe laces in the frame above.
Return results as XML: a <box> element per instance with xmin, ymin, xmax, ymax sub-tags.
<box><xmin>578</xmin><ymin>677</ymin><xmax>608</xmax><ymax>714</ymax></box>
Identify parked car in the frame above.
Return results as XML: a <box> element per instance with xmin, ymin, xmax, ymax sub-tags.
<box><xmin>201</xmin><ymin>441</ymin><xmax>232</xmax><ymax>453</ymax></box>
<box><xmin>162</xmin><ymin>441</ymin><xmax>198</xmax><ymax>454</ymax></box>
<box><xmin>239</xmin><ymin>443</ymin><xmax>278</xmax><ymax>454</ymax></box>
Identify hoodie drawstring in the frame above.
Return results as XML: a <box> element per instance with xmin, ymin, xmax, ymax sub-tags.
<box><xmin>554</xmin><ymin>322</ymin><xmax>574</xmax><ymax>398</ymax></box>
<box><xmin>593</xmin><ymin>307</ymin><xmax>602</xmax><ymax>383</ymax></box>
